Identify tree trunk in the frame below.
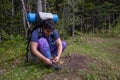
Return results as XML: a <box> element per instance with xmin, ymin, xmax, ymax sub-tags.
<box><xmin>80</xmin><ymin>18</ymin><xmax>83</xmax><ymax>33</ymax></box>
<box><xmin>43</xmin><ymin>0</ymin><xmax>47</xmax><ymax>12</ymax></box>
<box><xmin>22</xmin><ymin>8</ymin><xmax>27</xmax><ymax>38</ymax></box>
<box><xmin>108</xmin><ymin>15</ymin><xmax>111</xmax><ymax>31</ymax></box>
<box><xmin>37</xmin><ymin>0</ymin><xmax>42</xmax><ymax>12</ymax></box>
<box><xmin>72</xmin><ymin>0</ymin><xmax>75</xmax><ymax>37</ymax></box>
<box><xmin>26</xmin><ymin>0</ymin><xmax>31</xmax><ymax>12</ymax></box>
<box><xmin>11</xmin><ymin>0</ymin><xmax>14</xmax><ymax>16</ymax></box>
<box><xmin>21</xmin><ymin>0</ymin><xmax>30</xmax><ymax>38</ymax></box>
<box><xmin>92</xmin><ymin>17</ymin><xmax>95</xmax><ymax>34</ymax></box>
<box><xmin>81</xmin><ymin>0</ymin><xmax>84</xmax><ymax>33</ymax></box>
<box><xmin>10</xmin><ymin>0</ymin><xmax>14</xmax><ymax>34</ymax></box>
<box><xmin>0</xmin><ymin>34</ymin><xmax>1</xmax><ymax>44</ymax></box>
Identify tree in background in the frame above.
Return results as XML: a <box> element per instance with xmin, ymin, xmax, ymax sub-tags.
<box><xmin>0</xmin><ymin>0</ymin><xmax>24</xmax><ymax>36</ymax></box>
<box><xmin>0</xmin><ymin>0</ymin><xmax>120</xmax><ymax>40</ymax></box>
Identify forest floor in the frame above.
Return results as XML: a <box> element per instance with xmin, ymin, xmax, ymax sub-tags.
<box><xmin>0</xmin><ymin>36</ymin><xmax>120</xmax><ymax>80</ymax></box>
<box><xmin>41</xmin><ymin>54</ymin><xmax>97</xmax><ymax>80</ymax></box>
<box><xmin>40</xmin><ymin>37</ymin><xmax>120</xmax><ymax>80</ymax></box>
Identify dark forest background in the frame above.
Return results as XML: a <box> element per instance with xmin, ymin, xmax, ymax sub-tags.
<box><xmin>0</xmin><ymin>0</ymin><xmax>120</xmax><ymax>41</ymax></box>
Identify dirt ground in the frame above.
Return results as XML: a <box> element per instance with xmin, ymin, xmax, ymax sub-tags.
<box><xmin>40</xmin><ymin>53</ymin><xmax>98</xmax><ymax>80</ymax></box>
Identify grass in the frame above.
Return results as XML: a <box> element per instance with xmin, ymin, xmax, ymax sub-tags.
<box><xmin>63</xmin><ymin>36</ymin><xmax>120</xmax><ymax>80</ymax></box>
<box><xmin>0</xmin><ymin>35</ymin><xmax>120</xmax><ymax>80</ymax></box>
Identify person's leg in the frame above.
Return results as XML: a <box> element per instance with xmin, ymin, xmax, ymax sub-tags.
<box><xmin>51</xmin><ymin>41</ymin><xmax>67</xmax><ymax>57</ymax></box>
<box><xmin>61</xmin><ymin>41</ymin><xmax>67</xmax><ymax>52</ymax></box>
<box><xmin>38</xmin><ymin>38</ymin><xmax>52</xmax><ymax>59</ymax></box>
<box><xmin>38</xmin><ymin>38</ymin><xmax>63</xmax><ymax>70</ymax></box>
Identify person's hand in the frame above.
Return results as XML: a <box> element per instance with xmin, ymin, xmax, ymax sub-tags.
<box><xmin>52</xmin><ymin>56</ymin><xmax>60</xmax><ymax>64</ymax></box>
<box><xmin>44</xmin><ymin>58</ymin><xmax>52</xmax><ymax>65</ymax></box>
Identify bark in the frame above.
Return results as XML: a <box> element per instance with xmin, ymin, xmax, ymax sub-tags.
<box><xmin>80</xmin><ymin>17</ymin><xmax>83</xmax><ymax>33</ymax></box>
<box><xmin>72</xmin><ymin>0</ymin><xmax>75</xmax><ymax>37</ymax></box>
<box><xmin>43</xmin><ymin>0</ymin><xmax>47</xmax><ymax>12</ymax></box>
<box><xmin>22</xmin><ymin>8</ymin><xmax>27</xmax><ymax>38</ymax></box>
<box><xmin>21</xmin><ymin>0</ymin><xmax>30</xmax><ymax>38</ymax></box>
<box><xmin>92</xmin><ymin>17</ymin><xmax>95</xmax><ymax>33</ymax></box>
<box><xmin>81</xmin><ymin>0</ymin><xmax>85</xmax><ymax>33</ymax></box>
<box><xmin>108</xmin><ymin>15</ymin><xmax>111</xmax><ymax>31</ymax></box>
<box><xmin>37</xmin><ymin>0</ymin><xmax>42</xmax><ymax>12</ymax></box>
<box><xmin>11</xmin><ymin>0</ymin><xmax>14</xmax><ymax>16</ymax></box>
<box><xmin>0</xmin><ymin>34</ymin><xmax>1</xmax><ymax>44</ymax></box>
<box><xmin>26</xmin><ymin>0</ymin><xmax>31</xmax><ymax>12</ymax></box>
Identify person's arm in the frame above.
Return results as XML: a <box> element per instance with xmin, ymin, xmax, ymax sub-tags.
<box><xmin>52</xmin><ymin>38</ymin><xmax>62</xmax><ymax>63</ymax></box>
<box><xmin>30</xmin><ymin>42</ymin><xmax>52</xmax><ymax>65</ymax></box>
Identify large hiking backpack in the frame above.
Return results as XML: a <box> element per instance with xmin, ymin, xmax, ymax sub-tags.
<box><xmin>26</xmin><ymin>12</ymin><xmax>58</xmax><ymax>62</ymax></box>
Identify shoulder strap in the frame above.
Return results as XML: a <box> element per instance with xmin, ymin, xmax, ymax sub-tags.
<box><xmin>51</xmin><ymin>32</ymin><xmax>55</xmax><ymax>42</ymax></box>
<box><xmin>26</xmin><ymin>28</ymin><xmax>32</xmax><ymax>62</ymax></box>
<box><xmin>38</xmin><ymin>27</ymin><xmax>43</xmax><ymax>39</ymax></box>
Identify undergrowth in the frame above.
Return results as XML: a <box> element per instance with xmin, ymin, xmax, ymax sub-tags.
<box><xmin>0</xmin><ymin>34</ymin><xmax>120</xmax><ymax>80</ymax></box>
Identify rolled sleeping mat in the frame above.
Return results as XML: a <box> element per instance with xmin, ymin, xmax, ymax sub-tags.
<box><xmin>27</xmin><ymin>12</ymin><xmax>58</xmax><ymax>23</ymax></box>
<box><xmin>27</xmin><ymin>13</ymin><xmax>37</xmax><ymax>22</ymax></box>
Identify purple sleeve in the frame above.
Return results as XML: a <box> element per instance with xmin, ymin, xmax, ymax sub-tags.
<box><xmin>31</xmin><ymin>29</ymin><xmax>39</xmax><ymax>42</ymax></box>
<box><xmin>53</xmin><ymin>30</ymin><xmax>60</xmax><ymax>40</ymax></box>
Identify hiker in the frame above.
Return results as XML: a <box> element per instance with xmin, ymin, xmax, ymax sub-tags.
<box><xmin>30</xmin><ymin>18</ymin><xmax>66</xmax><ymax>70</ymax></box>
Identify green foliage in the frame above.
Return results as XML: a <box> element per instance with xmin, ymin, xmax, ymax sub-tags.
<box><xmin>0</xmin><ymin>31</ymin><xmax>25</xmax><ymax>61</ymax></box>
<box><xmin>0</xmin><ymin>0</ymin><xmax>120</xmax><ymax>37</ymax></box>
<box><xmin>1</xmin><ymin>30</ymin><xmax>23</xmax><ymax>41</ymax></box>
<box><xmin>96</xmin><ymin>17</ymin><xmax>120</xmax><ymax>38</ymax></box>
<box><xmin>64</xmin><ymin>36</ymin><xmax>120</xmax><ymax>80</ymax></box>
<box><xmin>0</xmin><ymin>0</ymin><xmax>24</xmax><ymax>36</ymax></box>
<box><xmin>56</xmin><ymin>18</ymin><xmax>71</xmax><ymax>39</ymax></box>
<box><xmin>109</xmin><ymin>17</ymin><xmax>120</xmax><ymax>38</ymax></box>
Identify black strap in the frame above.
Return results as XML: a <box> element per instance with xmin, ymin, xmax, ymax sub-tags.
<box><xmin>38</xmin><ymin>27</ymin><xmax>43</xmax><ymax>38</ymax></box>
<box><xmin>26</xmin><ymin>29</ymin><xmax>32</xmax><ymax>62</ymax></box>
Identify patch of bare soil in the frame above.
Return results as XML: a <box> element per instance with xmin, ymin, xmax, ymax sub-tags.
<box><xmin>11</xmin><ymin>59</ymin><xmax>20</xmax><ymax>68</ymax></box>
<box><xmin>0</xmin><ymin>59</ymin><xmax>20</xmax><ymax>74</ymax></box>
<box><xmin>86</xmin><ymin>37</ymin><xmax>120</xmax><ymax>54</ymax></box>
<box><xmin>61</xmin><ymin>54</ymin><xmax>91</xmax><ymax>70</ymax></box>
<box><xmin>0</xmin><ymin>69</ymin><xmax>6</xmax><ymax>74</ymax></box>
<box><xmin>105</xmin><ymin>47</ymin><xmax>120</xmax><ymax>54</ymax></box>
<box><xmin>40</xmin><ymin>53</ymin><xmax>98</xmax><ymax>80</ymax></box>
<box><xmin>41</xmin><ymin>72</ymin><xmax>84</xmax><ymax>80</ymax></box>
<box><xmin>86</xmin><ymin>37</ymin><xmax>105</xmax><ymax>44</ymax></box>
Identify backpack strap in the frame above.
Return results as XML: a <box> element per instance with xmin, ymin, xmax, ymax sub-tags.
<box><xmin>51</xmin><ymin>32</ymin><xmax>55</xmax><ymax>42</ymax></box>
<box><xmin>38</xmin><ymin>27</ymin><xmax>43</xmax><ymax>39</ymax></box>
<box><xmin>26</xmin><ymin>29</ymin><xmax>32</xmax><ymax>62</ymax></box>
<box><xmin>38</xmin><ymin>27</ymin><xmax>55</xmax><ymax>42</ymax></box>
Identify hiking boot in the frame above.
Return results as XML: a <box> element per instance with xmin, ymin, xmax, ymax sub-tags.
<box><xmin>51</xmin><ymin>63</ymin><xmax>62</xmax><ymax>71</ymax></box>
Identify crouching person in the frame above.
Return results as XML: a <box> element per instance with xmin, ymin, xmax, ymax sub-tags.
<box><xmin>30</xmin><ymin>19</ymin><xmax>66</xmax><ymax>70</ymax></box>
